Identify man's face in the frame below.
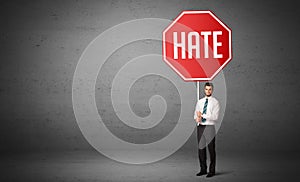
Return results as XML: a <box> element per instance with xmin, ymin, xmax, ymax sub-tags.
<box><xmin>204</xmin><ymin>86</ymin><xmax>213</xmax><ymax>97</ymax></box>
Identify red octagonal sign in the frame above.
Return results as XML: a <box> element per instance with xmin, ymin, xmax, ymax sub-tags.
<box><xmin>163</xmin><ymin>10</ymin><xmax>232</xmax><ymax>81</ymax></box>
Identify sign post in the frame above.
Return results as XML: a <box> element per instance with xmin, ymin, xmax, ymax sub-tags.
<box><xmin>197</xmin><ymin>81</ymin><xmax>200</xmax><ymax>101</ymax></box>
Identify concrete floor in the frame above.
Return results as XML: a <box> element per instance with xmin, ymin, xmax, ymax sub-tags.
<box><xmin>1</xmin><ymin>149</ymin><xmax>299</xmax><ymax>182</ymax></box>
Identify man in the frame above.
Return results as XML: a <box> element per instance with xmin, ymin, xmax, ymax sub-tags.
<box><xmin>194</xmin><ymin>82</ymin><xmax>220</xmax><ymax>178</ymax></box>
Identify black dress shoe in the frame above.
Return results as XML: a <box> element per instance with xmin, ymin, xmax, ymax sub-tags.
<box><xmin>196</xmin><ymin>171</ymin><xmax>207</xmax><ymax>176</ymax></box>
<box><xmin>206</xmin><ymin>172</ymin><xmax>215</xmax><ymax>178</ymax></box>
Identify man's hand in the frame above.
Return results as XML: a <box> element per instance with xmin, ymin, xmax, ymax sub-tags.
<box><xmin>196</xmin><ymin>111</ymin><xmax>202</xmax><ymax>118</ymax></box>
<box><xmin>195</xmin><ymin>111</ymin><xmax>202</xmax><ymax>123</ymax></box>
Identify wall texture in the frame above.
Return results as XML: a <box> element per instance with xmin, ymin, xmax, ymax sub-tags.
<box><xmin>0</xmin><ymin>0</ymin><xmax>299</xmax><ymax>154</ymax></box>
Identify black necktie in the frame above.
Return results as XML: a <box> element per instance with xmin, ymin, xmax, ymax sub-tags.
<box><xmin>202</xmin><ymin>98</ymin><xmax>208</xmax><ymax>123</ymax></box>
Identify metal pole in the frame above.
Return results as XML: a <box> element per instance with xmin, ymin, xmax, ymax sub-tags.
<box><xmin>197</xmin><ymin>81</ymin><xmax>200</xmax><ymax>101</ymax></box>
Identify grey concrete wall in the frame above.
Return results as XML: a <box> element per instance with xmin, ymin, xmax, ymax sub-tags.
<box><xmin>0</xmin><ymin>0</ymin><xmax>299</xmax><ymax>154</ymax></box>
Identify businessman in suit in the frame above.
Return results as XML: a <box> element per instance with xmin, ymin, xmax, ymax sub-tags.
<box><xmin>194</xmin><ymin>82</ymin><xmax>220</xmax><ymax>178</ymax></box>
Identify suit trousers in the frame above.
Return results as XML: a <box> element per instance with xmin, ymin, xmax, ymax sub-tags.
<box><xmin>197</xmin><ymin>124</ymin><xmax>216</xmax><ymax>173</ymax></box>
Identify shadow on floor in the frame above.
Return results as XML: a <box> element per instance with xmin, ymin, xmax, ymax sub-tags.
<box><xmin>215</xmin><ymin>170</ymin><xmax>234</xmax><ymax>176</ymax></box>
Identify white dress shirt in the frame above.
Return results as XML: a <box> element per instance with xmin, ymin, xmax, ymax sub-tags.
<box><xmin>194</xmin><ymin>96</ymin><xmax>220</xmax><ymax>125</ymax></box>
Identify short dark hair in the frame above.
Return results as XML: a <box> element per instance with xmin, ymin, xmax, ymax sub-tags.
<box><xmin>204</xmin><ymin>82</ymin><xmax>213</xmax><ymax>89</ymax></box>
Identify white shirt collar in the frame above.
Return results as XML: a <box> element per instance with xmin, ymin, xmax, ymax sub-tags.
<box><xmin>205</xmin><ymin>96</ymin><xmax>212</xmax><ymax>99</ymax></box>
